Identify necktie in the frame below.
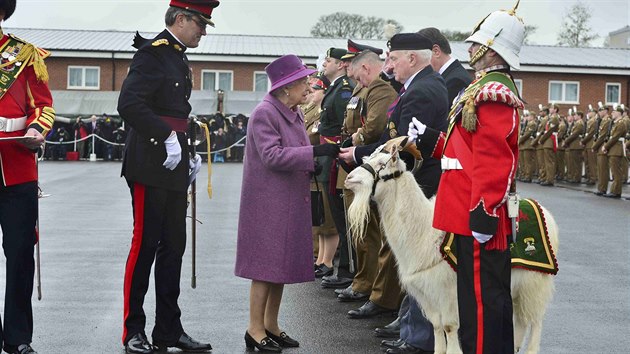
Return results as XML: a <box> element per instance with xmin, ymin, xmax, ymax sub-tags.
<box><xmin>387</xmin><ymin>86</ymin><xmax>406</xmax><ymax>118</ymax></box>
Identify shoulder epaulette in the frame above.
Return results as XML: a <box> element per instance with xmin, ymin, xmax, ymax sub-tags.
<box><xmin>152</xmin><ymin>39</ymin><xmax>169</xmax><ymax>47</ymax></box>
<box><xmin>474</xmin><ymin>82</ymin><xmax>524</xmax><ymax>109</ymax></box>
<box><xmin>4</xmin><ymin>34</ymin><xmax>50</xmax><ymax>82</ymax></box>
<box><xmin>457</xmin><ymin>72</ymin><xmax>523</xmax><ymax>132</ymax></box>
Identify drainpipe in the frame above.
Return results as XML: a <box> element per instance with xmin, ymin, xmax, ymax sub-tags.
<box><xmin>111</xmin><ymin>52</ymin><xmax>116</xmax><ymax>91</ymax></box>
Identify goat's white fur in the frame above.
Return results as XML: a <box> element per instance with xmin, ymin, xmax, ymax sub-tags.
<box><xmin>346</xmin><ymin>147</ymin><xmax>558</xmax><ymax>354</ymax></box>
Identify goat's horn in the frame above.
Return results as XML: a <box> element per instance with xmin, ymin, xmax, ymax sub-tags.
<box><xmin>402</xmin><ymin>138</ymin><xmax>422</xmax><ymax>160</ymax></box>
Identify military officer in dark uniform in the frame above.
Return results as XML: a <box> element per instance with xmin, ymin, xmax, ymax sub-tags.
<box><xmin>318</xmin><ymin>47</ymin><xmax>356</xmax><ymax>289</ymax></box>
<box><xmin>0</xmin><ymin>1</ymin><xmax>54</xmax><ymax>353</ymax></box>
<box><xmin>117</xmin><ymin>1</ymin><xmax>218</xmax><ymax>353</ymax></box>
<box><xmin>382</xmin><ymin>27</ymin><xmax>472</xmax><ymax>354</ymax></box>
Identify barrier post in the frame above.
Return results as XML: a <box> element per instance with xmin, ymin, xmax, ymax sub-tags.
<box><xmin>89</xmin><ymin>134</ymin><xmax>97</xmax><ymax>161</ymax></box>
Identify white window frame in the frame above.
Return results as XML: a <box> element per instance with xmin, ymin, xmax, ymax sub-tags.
<box><xmin>67</xmin><ymin>66</ymin><xmax>100</xmax><ymax>90</ymax></box>
<box><xmin>548</xmin><ymin>80</ymin><xmax>580</xmax><ymax>104</ymax></box>
<box><xmin>201</xmin><ymin>69</ymin><xmax>234</xmax><ymax>91</ymax></box>
<box><xmin>253</xmin><ymin>71</ymin><xmax>270</xmax><ymax>92</ymax></box>
<box><xmin>605</xmin><ymin>82</ymin><xmax>621</xmax><ymax>105</ymax></box>
<box><xmin>514</xmin><ymin>79</ymin><xmax>523</xmax><ymax>96</ymax></box>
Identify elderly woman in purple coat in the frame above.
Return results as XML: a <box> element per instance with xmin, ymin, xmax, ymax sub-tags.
<box><xmin>235</xmin><ymin>55</ymin><xmax>340</xmax><ymax>352</ymax></box>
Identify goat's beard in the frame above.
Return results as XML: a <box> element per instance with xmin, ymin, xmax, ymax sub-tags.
<box><xmin>347</xmin><ymin>181</ymin><xmax>373</xmax><ymax>243</ymax></box>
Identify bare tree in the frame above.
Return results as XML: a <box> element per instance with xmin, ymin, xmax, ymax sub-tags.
<box><xmin>557</xmin><ymin>1</ymin><xmax>598</xmax><ymax>47</ymax></box>
<box><xmin>441</xmin><ymin>30</ymin><xmax>469</xmax><ymax>42</ymax></box>
<box><xmin>311</xmin><ymin>12</ymin><xmax>403</xmax><ymax>40</ymax></box>
<box><xmin>523</xmin><ymin>25</ymin><xmax>537</xmax><ymax>45</ymax></box>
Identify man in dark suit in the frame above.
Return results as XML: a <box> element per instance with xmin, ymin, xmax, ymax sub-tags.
<box><xmin>117</xmin><ymin>1</ymin><xmax>216</xmax><ymax>353</ymax></box>
<box><xmin>382</xmin><ymin>28</ymin><xmax>472</xmax><ymax>354</ymax></box>
<box><xmin>339</xmin><ymin>33</ymin><xmax>449</xmax><ymax>326</ymax></box>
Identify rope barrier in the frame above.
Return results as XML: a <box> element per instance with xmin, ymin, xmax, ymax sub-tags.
<box><xmin>44</xmin><ymin>133</ymin><xmax>247</xmax><ymax>155</ymax></box>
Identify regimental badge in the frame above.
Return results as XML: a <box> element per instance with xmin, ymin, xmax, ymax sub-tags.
<box><xmin>347</xmin><ymin>97</ymin><xmax>360</xmax><ymax>110</ymax></box>
<box><xmin>173</xmin><ymin>44</ymin><xmax>182</xmax><ymax>51</ymax></box>
<box><xmin>523</xmin><ymin>237</ymin><xmax>537</xmax><ymax>256</ymax></box>
<box><xmin>152</xmin><ymin>39</ymin><xmax>169</xmax><ymax>47</ymax></box>
<box><xmin>388</xmin><ymin>122</ymin><xmax>397</xmax><ymax>138</ymax></box>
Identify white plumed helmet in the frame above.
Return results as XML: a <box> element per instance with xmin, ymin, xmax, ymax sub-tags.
<box><xmin>466</xmin><ymin>0</ymin><xmax>525</xmax><ymax>70</ymax></box>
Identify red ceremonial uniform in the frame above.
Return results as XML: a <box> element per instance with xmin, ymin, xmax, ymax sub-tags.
<box><xmin>419</xmin><ymin>75</ymin><xmax>522</xmax><ymax>249</ymax></box>
<box><xmin>0</xmin><ymin>32</ymin><xmax>55</xmax><ymax>186</ymax></box>
<box><xmin>417</xmin><ymin>70</ymin><xmax>523</xmax><ymax>354</ymax></box>
<box><xmin>0</xmin><ymin>27</ymin><xmax>54</xmax><ymax>351</ymax></box>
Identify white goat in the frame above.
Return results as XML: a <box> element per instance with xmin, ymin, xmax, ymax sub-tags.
<box><xmin>345</xmin><ymin>142</ymin><xmax>558</xmax><ymax>354</ymax></box>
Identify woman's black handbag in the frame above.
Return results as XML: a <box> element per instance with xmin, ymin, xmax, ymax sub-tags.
<box><xmin>311</xmin><ymin>175</ymin><xmax>325</xmax><ymax>226</ymax></box>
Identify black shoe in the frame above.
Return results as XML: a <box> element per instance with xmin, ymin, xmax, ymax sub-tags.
<box><xmin>337</xmin><ymin>289</ymin><xmax>370</xmax><ymax>302</ymax></box>
<box><xmin>375</xmin><ymin>316</ymin><xmax>401</xmax><ymax>338</ymax></box>
<box><xmin>385</xmin><ymin>342</ymin><xmax>432</xmax><ymax>353</ymax></box>
<box><xmin>380</xmin><ymin>338</ymin><xmax>405</xmax><ymax>350</ymax></box>
<box><xmin>3</xmin><ymin>344</ymin><xmax>38</xmax><ymax>354</ymax></box>
<box><xmin>539</xmin><ymin>181</ymin><xmax>554</xmax><ymax>186</ymax></box>
<box><xmin>347</xmin><ymin>301</ymin><xmax>391</xmax><ymax>319</ymax></box>
<box><xmin>125</xmin><ymin>333</ymin><xmax>153</xmax><ymax>354</ymax></box>
<box><xmin>321</xmin><ymin>275</ymin><xmax>353</xmax><ymax>289</ymax></box>
<box><xmin>265</xmin><ymin>330</ymin><xmax>299</xmax><ymax>348</ymax></box>
<box><xmin>595</xmin><ymin>191</ymin><xmax>605</xmax><ymax>196</ymax></box>
<box><xmin>314</xmin><ymin>264</ymin><xmax>333</xmax><ymax>277</ymax></box>
<box><xmin>334</xmin><ymin>285</ymin><xmax>353</xmax><ymax>296</ymax></box>
<box><xmin>521</xmin><ymin>179</ymin><xmax>532</xmax><ymax>183</ymax></box>
<box><xmin>603</xmin><ymin>193</ymin><xmax>621</xmax><ymax>199</ymax></box>
<box><xmin>154</xmin><ymin>333</ymin><xmax>211</xmax><ymax>352</ymax></box>
<box><xmin>244</xmin><ymin>331</ymin><xmax>281</xmax><ymax>352</ymax></box>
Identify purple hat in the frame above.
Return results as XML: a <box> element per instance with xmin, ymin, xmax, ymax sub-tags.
<box><xmin>265</xmin><ymin>55</ymin><xmax>317</xmax><ymax>93</ymax></box>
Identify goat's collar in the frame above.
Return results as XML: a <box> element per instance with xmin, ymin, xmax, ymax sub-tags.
<box><xmin>380</xmin><ymin>171</ymin><xmax>402</xmax><ymax>181</ymax></box>
<box><xmin>359</xmin><ymin>162</ymin><xmax>403</xmax><ymax>196</ymax></box>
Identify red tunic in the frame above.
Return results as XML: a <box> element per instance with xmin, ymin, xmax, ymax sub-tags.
<box><xmin>419</xmin><ymin>79</ymin><xmax>522</xmax><ymax>250</ymax></box>
<box><xmin>0</xmin><ymin>33</ymin><xmax>55</xmax><ymax>186</ymax></box>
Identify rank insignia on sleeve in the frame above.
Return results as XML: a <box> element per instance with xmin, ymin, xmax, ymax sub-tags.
<box><xmin>152</xmin><ymin>39</ymin><xmax>169</xmax><ymax>47</ymax></box>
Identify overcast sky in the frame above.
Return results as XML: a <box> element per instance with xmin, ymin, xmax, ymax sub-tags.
<box><xmin>4</xmin><ymin>0</ymin><xmax>629</xmax><ymax>46</ymax></box>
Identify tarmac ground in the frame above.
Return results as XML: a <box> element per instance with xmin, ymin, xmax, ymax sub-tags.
<box><xmin>1</xmin><ymin>161</ymin><xmax>628</xmax><ymax>353</ymax></box>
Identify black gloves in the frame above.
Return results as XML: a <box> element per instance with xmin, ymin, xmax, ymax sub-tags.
<box><xmin>312</xmin><ymin>160</ymin><xmax>323</xmax><ymax>177</ymax></box>
<box><xmin>313</xmin><ymin>143</ymin><xmax>340</xmax><ymax>157</ymax></box>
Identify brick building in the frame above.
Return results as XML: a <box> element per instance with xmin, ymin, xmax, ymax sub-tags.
<box><xmin>8</xmin><ymin>27</ymin><xmax>630</xmax><ymax>115</ymax></box>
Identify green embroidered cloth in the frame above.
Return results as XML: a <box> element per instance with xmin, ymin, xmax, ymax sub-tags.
<box><xmin>440</xmin><ymin>198</ymin><xmax>559</xmax><ymax>275</ymax></box>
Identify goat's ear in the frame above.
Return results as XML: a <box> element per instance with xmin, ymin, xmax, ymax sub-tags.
<box><xmin>390</xmin><ymin>148</ymin><xmax>398</xmax><ymax>163</ymax></box>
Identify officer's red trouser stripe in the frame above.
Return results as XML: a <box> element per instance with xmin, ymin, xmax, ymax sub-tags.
<box><xmin>473</xmin><ymin>241</ymin><xmax>484</xmax><ymax>354</ymax></box>
<box><xmin>122</xmin><ymin>183</ymin><xmax>145</xmax><ymax>344</ymax></box>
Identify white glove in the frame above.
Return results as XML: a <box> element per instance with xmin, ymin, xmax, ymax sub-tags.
<box><xmin>472</xmin><ymin>231</ymin><xmax>493</xmax><ymax>244</ymax></box>
<box><xmin>163</xmin><ymin>132</ymin><xmax>181</xmax><ymax>170</ymax></box>
<box><xmin>407</xmin><ymin>117</ymin><xmax>427</xmax><ymax>143</ymax></box>
<box><xmin>188</xmin><ymin>154</ymin><xmax>202</xmax><ymax>184</ymax></box>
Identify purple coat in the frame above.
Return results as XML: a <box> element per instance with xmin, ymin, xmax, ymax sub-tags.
<box><xmin>235</xmin><ymin>94</ymin><xmax>316</xmax><ymax>284</ymax></box>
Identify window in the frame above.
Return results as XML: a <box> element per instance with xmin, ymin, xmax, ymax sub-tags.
<box><xmin>548</xmin><ymin>81</ymin><xmax>579</xmax><ymax>104</ymax></box>
<box><xmin>605</xmin><ymin>83</ymin><xmax>621</xmax><ymax>105</ymax></box>
<box><xmin>201</xmin><ymin>70</ymin><xmax>233</xmax><ymax>91</ymax></box>
<box><xmin>253</xmin><ymin>72</ymin><xmax>269</xmax><ymax>92</ymax></box>
<box><xmin>514</xmin><ymin>79</ymin><xmax>523</xmax><ymax>96</ymax></box>
<box><xmin>67</xmin><ymin>66</ymin><xmax>100</xmax><ymax>89</ymax></box>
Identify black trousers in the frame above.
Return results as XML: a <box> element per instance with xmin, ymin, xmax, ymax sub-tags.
<box><xmin>0</xmin><ymin>181</ymin><xmax>37</xmax><ymax>347</ymax></box>
<box><xmin>456</xmin><ymin>235</ymin><xmax>513</xmax><ymax>354</ymax></box>
<box><xmin>123</xmin><ymin>182</ymin><xmax>187</xmax><ymax>345</ymax></box>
